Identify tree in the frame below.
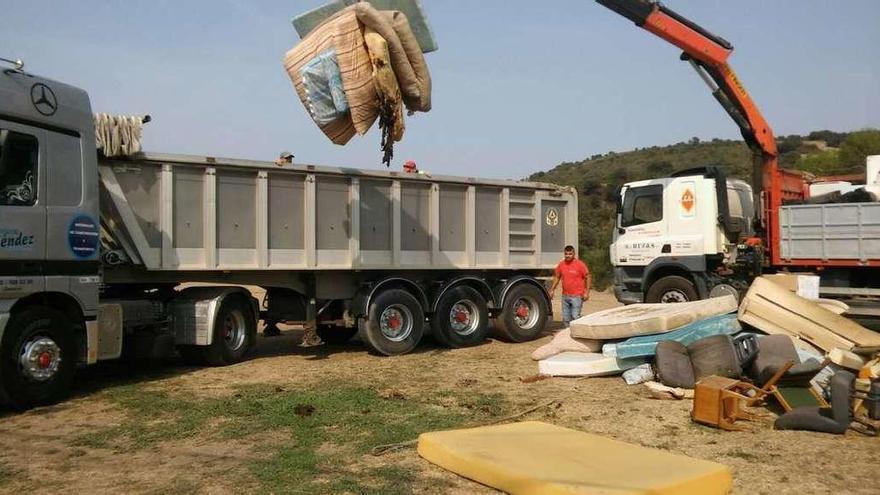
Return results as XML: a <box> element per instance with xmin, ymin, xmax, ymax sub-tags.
<box><xmin>647</xmin><ymin>160</ymin><xmax>674</xmax><ymax>177</ymax></box>
<box><xmin>807</xmin><ymin>130</ymin><xmax>847</xmax><ymax>147</ymax></box>
<box><xmin>795</xmin><ymin>149</ymin><xmax>841</xmax><ymax>176</ymax></box>
<box><xmin>609</xmin><ymin>167</ymin><xmax>629</xmax><ymax>186</ymax></box>
<box><xmin>580</xmin><ymin>179</ymin><xmax>601</xmax><ymax>195</ymax></box>
<box><xmin>839</xmin><ymin>129</ymin><xmax>880</xmax><ymax>172</ymax></box>
<box><xmin>776</xmin><ymin>136</ymin><xmax>803</xmax><ymax>154</ymax></box>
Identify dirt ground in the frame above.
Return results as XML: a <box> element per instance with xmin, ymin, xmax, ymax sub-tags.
<box><xmin>0</xmin><ymin>290</ymin><xmax>877</xmax><ymax>494</ymax></box>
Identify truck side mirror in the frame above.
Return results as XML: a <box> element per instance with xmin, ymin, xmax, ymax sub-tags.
<box><xmin>618</xmin><ymin>227</ymin><xmax>626</xmax><ymax>235</ymax></box>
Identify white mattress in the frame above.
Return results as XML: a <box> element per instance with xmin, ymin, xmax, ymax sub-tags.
<box><xmin>538</xmin><ymin>352</ymin><xmax>648</xmax><ymax>377</ymax></box>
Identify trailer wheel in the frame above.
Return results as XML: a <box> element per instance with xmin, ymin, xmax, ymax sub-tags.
<box><xmin>359</xmin><ymin>289</ymin><xmax>425</xmax><ymax>356</ymax></box>
<box><xmin>432</xmin><ymin>286</ymin><xmax>489</xmax><ymax>348</ymax></box>
<box><xmin>316</xmin><ymin>325</ymin><xmax>358</xmax><ymax>345</ymax></box>
<box><xmin>495</xmin><ymin>284</ymin><xmax>549</xmax><ymax>342</ymax></box>
<box><xmin>181</xmin><ymin>294</ymin><xmax>256</xmax><ymax>366</ymax></box>
<box><xmin>645</xmin><ymin>275</ymin><xmax>698</xmax><ymax>303</ymax></box>
<box><xmin>0</xmin><ymin>306</ymin><xmax>77</xmax><ymax>410</ymax></box>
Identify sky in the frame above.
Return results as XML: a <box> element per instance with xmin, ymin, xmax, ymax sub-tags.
<box><xmin>2</xmin><ymin>0</ymin><xmax>879</xmax><ymax>180</ymax></box>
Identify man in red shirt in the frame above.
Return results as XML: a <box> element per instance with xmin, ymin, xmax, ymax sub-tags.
<box><xmin>548</xmin><ymin>245</ymin><xmax>591</xmax><ymax>328</ymax></box>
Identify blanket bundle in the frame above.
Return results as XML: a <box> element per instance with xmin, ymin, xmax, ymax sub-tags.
<box><xmin>284</xmin><ymin>3</ymin><xmax>432</xmax><ymax>165</ymax></box>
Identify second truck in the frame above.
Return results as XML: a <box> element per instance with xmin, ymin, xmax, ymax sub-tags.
<box><xmin>598</xmin><ymin>0</ymin><xmax>880</xmax><ymax>308</ymax></box>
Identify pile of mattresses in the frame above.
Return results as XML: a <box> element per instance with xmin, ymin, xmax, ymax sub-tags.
<box><xmin>533</xmin><ymin>274</ymin><xmax>880</xmax><ymax>412</ymax></box>
<box><xmin>534</xmin><ymin>295</ymin><xmax>742</xmax><ymax>384</ymax></box>
<box><xmin>284</xmin><ymin>0</ymin><xmax>435</xmax><ymax>165</ymax></box>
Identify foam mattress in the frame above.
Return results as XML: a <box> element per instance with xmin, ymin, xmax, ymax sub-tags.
<box><xmin>538</xmin><ymin>352</ymin><xmax>647</xmax><ymax>377</ymax></box>
<box><xmin>570</xmin><ymin>295</ymin><xmax>738</xmax><ymax>340</ymax></box>
<box><xmin>608</xmin><ymin>313</ymin><xmax>741</xmax><ymax>359</ymax></box>
<box><xmin>418</xmin><ymin>421</ymin><xmax>732</xmax><ymax>494</ymax></box>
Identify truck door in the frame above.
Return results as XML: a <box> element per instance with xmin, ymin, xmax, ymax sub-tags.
<box><xmin>45</xmin><ymin>131</ymin><xmax>96</xmax><ymax>263</ymax></box>
<box><xmin>665</xmin><ymin>177</ymin><xmax>710</xmax><ymax>257</ymax></box>
<box><xmin>614</xmin><ymin>183</ymin><xmax>666</xmax><ymax>267</ymax></box>
<box><xmin>44</xmin><ymin>129</ymin><xmax>100</xmax><ymax>315</ymax></box>
<box><xmin>0</xmin><ymin>122</ymin><xmax>47</xmax><ymax>279</ymax></box>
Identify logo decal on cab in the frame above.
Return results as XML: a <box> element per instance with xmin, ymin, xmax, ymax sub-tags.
<box><xmin>680</xmin><ymin>188</ymin><xmax>695</xmax><ymax>215</ymax></box>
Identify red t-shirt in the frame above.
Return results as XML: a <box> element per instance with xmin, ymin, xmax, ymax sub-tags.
<box><xmin>556</xmin><ymin>259</ymin><xmax>589</xmax><ymax>296</ymax></box>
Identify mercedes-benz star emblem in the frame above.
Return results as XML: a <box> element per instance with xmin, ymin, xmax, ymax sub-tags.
<box><xmin>31</xmin><ymin>83</ymin><xmax>58</xmax><ymax>116</ymax></box>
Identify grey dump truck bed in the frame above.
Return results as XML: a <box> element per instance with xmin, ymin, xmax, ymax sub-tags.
<box><xmin>100</xmin><ymin>153</ymin><xmax>578</xmax><ymax>273</ymax></box>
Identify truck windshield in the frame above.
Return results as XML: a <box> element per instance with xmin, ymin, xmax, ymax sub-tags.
<box><xmin>0</xmin><ymin>129</ymin><xmax>39</xmax><ymax>206</ymax></box>
<box><xmin>621</xmin><ymin>184</ymin><xmax>663</xmax><ymax>227</ymax></box>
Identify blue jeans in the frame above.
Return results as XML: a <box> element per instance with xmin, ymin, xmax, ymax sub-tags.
<box><xmin>562</xmin><ymin>295</ymin><xmax>583</xmax><ymax>328</ymax></box>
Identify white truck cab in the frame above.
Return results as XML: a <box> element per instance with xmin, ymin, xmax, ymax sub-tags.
<box><xmin>610</xmin><ymin>167</ymin><xmax>757</xmax><ymax>304</ymax></box>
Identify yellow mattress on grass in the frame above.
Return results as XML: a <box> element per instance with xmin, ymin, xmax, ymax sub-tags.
<box><xmin>417</xmin><ymin>421</ymin><xmax>731</xmax><ymax>495</ymax></box>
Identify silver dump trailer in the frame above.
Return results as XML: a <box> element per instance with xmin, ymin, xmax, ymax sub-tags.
<box><xmin>0</xmin><ymin>64</ymin><xmax>577</xmax><ymax>408</ymax></box>
<box><xmin>100</xmin><ymin>153</ymin><xmax>576</xmax><ymax>275</ymax></box>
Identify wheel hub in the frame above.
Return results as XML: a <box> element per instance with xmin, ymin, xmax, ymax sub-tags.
<box><xmin>449</xmin><ymin>301</ymin><xmax>479</xmax><ymax>336</ymax></box>
<box><xmin>380</xmin><ymin>305</ymin><xmax>413</xmax><ymax>342</ymax></box>
<box><xmin>223</xmin><ymin>310</ymin><xmax>247</xmax><ymax>352</ymax></box>
<box><xmin>661</xmin><ymin>290</ymin><xmax>688</xmax><ymax>303</ymax></box>
<box><xmin>388</xmin><ymin>314</ymin><xmax>401</xmax><ymax>330</ymax></box>
<box><xmin>512</xmin><ymin>297</ymin><xmax>539</xmax><ymax>329</ymax></box>
<box><xmin>38</xmin><ymin>351</ymin><xmax>52</xmax><ymax>369</ymax></box>
<box><xmin>20</xmin><ymin>337</ymin><xmax>62</xmax><ymax>382</ymax></box>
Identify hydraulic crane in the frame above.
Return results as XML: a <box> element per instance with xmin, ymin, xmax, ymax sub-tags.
<box><xmin>596</xmin><ymin>0</ymin><xmax>789</xmax><ymax>265</ymax></box>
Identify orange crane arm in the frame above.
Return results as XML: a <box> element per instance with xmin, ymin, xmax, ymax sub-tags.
<box><xmin>597</xmin><ymin>0</ymin><xmax>786</xmax><ymax>262</ymax></box>
<box><xmin>596</xmin><ymin>0</ymin><xmax>776</xmax><ymax>157</ymax></box>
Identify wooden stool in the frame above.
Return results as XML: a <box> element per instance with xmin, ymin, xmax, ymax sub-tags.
<box><xmin>692</xmin><ymin>376</ymin><xmax>763</xmax><ymax>430</ymax></box>
<box><xmin>692</xmin><ymin>362</ymin><xmax>796</xmax><ymax>430</ymax></box>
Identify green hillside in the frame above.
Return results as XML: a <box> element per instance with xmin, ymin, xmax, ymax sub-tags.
<box><xmin>529</xmin><ymin>129</ymin><xmax>880</xmax><ymax>290</ymax></box>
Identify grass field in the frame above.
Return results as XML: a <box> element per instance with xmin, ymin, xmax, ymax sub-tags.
<box><xmin>1</xmin><ymin>292</ymin><xmax>878</xmax><ymax>494</ymax></box>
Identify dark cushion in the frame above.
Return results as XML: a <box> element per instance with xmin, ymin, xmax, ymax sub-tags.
<box><xmin>688</xmin><ymin>334</ymin><xmax>741</xmax><ymax>381</ymax></box>
<box><xmin>774</xmin><ymin>406</ymin><xmax>848</xmax><ymax>434</ymax></box>
<box><xmin>655</xmin><ymin>340</ymin><xmax>695</xmax><ymax>389</ymax></box>
<box><xmin>829</xmin><ymin>370</ymin><xmax>855</xmax><ymax>424</ymax></box>
<box><xmin>773</xmin><ymin>370</ymin><xmax>855</xmax><ymax>435</ymax></box>
<box><xmin>750</xmin><ymin>334</ymin><xmax>799</xmax><ymax>380</ymax></box>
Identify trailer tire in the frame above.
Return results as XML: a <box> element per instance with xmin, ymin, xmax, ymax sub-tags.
<box><xmin>359</xmin><ymin>289</ymin><xmax>424</xmax><ymax>356</ymax></box>
<box><xmin>317</xmin><ymin>325</ymin><xmax>358</xmax><ymax>345</ymax></box>
<box><xmin>1</xmin><ymin>306</ymin><xmax>77</xmax><ymax>410</ymax></box>
<box><xmin>645</xmin><ymin>275</ymin><xmax>698</xmax><ymax>303</ymax></box>
<box><xmin>495</xmin><ymin>284</ymin><xmax>549</xmax><ymax>342</ymax></box>
<box><xmin>182</xmin><ymin>294</ymin><xmax>257</xmax><ymax>366</ymax></box>
<box><xmin>432</xmin><ymin>286</ymin><xmax>489</xmax><ymax>348</ymax></box>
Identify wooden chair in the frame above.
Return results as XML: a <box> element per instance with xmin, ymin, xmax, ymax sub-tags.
<box><xmin>750</xmin><ymin>335</ymin><xmax>831</xmax><ymax>412</ymax></box>
<box><xmin>692</xmin><ymin>362</ymin><xmax>794</xmax><ymax>431</ymax></box>
<box><xmin>762</xmin><ymin>359</ymin><xmax>832</xmax><ymax>412</ymax></box>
